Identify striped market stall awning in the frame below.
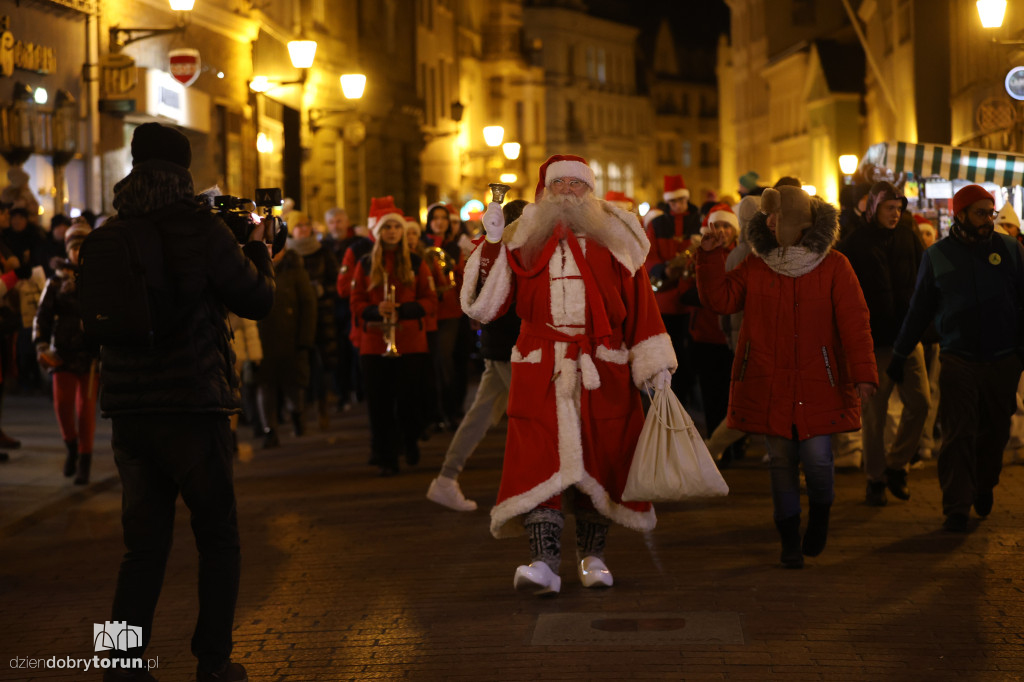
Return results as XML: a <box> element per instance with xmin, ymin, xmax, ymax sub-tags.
<box><xmin>862</xmin><ymin>141</ymin><xmax>1024</xmax><ymax>187</ymax></box>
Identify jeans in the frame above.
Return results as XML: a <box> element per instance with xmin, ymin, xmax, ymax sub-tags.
<box><xmin>109</xmin><ymin>413</ymin><xmax>240</xmax><ymax>673</ymax></box>
<box><xmin>765</xmin><ymin>434</ymin><xmax>834</xmax><ymax>521</ymax></box>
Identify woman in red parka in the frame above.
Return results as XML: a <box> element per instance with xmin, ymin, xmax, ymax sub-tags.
<box><xmin>351</xmin><ymin>201</ymin><xmax>436</xmax><ymax>476</ymax></box>
<box><xmin>696</xmin><ymin>185</ymin><xmax>877</xmax><ymax>569</ymax></box>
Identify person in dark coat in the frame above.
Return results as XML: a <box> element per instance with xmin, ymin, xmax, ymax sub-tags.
<box><xmin>100</xmin><ymin>123</ymin><xmax>274</xmax><ymax>682</ymax></box>
<box><xmin>256</xmin><ymin>248</ymin><xmax>317</xmax><ymax>448</ymax></box>
<box><xmin>889</xmin><ymin>184</ymin><xmax>1024</xmax><ymax>532</ymax></box>
<box><xmin>32</xmin><ymin>224</ymin><xmax>99</xmax><ymax>484</ymax></box>
<box><xmin>838</xmin><ymin>182</ymin><xmax>929</xmax><ymax>507</ymax></box>
<box><xmin>285</xmin><ymin>211</ymin><xmax>339</xmax><ymax>430</ymax></box>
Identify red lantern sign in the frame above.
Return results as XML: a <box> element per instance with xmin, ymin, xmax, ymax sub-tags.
<box><xmin>168</xmin><ymin>48</ymin><xmax>201</xmax><ymax>87</ymax></box>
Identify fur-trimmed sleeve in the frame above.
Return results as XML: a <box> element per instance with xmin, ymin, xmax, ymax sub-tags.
<box><xmin>621</xmin><ymin>263</ymin><xmax>677</xmax><ymax>387</ymax></box>
<box><xmin>461</xmin><ymin>241</ymin><xmax>514</xmax><ymax>324</ymax></box>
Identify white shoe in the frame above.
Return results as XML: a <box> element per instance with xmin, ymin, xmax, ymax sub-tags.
<box><xmin>578</xmin><ymin>556</ymin><xmax>614</xmax><ymax>588</ymax></box>
<box><xmin>513</xmin><ymin>562</ymin><xmax>561</xmax><ymax>596</ymax></box>
<box><xmin>426</xmin><ymin>476</ymin><xmax>477</xmax><ymax>511</ymax></box>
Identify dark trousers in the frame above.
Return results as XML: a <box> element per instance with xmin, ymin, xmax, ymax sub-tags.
<box><xmin>361</xmin><ymin>354</ymin><xmax>422</xmax><ymax>467</ymax></box>
<box><xmin>663</xmin><ymin>314</ymin><xmax>697</xmax><ymax>410</ymax></box>
<box><xmin>109</xmin><ymin>413</ymin><xmax>240</xmax><ymax>673</ymax></box>
<box><xmin>692</xmin><ymin>341</ymin><xmax>733</xmax><ymax>437</ymax></box>
<box><xmin>937</xmin><ymin>353</ymin><xmax>1022</xmax><ymax>516</ymax></box>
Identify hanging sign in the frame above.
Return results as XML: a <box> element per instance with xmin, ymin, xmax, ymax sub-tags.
<box><xmin>1005</xmin><ymin>66</ymin><xmax>1024</xmax><ymax>101</ymax></box>
<box><xmin>168</xmin><ymin>48</ymin><xmax>201</xmax><ymax>87</ymax></box>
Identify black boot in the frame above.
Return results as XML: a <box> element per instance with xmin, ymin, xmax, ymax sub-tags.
<box><xmin>63</xmin><ymin>438</ymin><xmax>78</xmax><ymax>477</ymax></box>
<box><xmin>73</xmin><ymin>453</ymin><xmax>91</xmax><ymax>485</ymax></box>
<box><xmin>802</xmin><ymin>503</ymin><xmax>831</xmax><ymax>557</ymax></box>
<box><xmin>865</xmin><ymin>479</ymin><xmax>888</xmax><ymax>506</ymax></box>
<box><xmin>885</xmin><ymin>467</ymin><xmax>910</xmax><ymax>501</ymax></box>
<box><xmin>775</xmin><ymin>515</ymin><xmax>803</xmax><ymax>569</ymax></box>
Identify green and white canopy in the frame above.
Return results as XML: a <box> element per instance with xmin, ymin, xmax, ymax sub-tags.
<box><xmin>862</xmin><ymin>141</ymin><xmax>1024</xmax><ymax>187</ymax></box>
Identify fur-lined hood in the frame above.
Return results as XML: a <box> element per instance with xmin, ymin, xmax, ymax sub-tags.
<box><xmin>746</xmin><ymin>197</ymin><xmax>839</xmax><ymax>277</ymax></box>
<box><xmin>503</xmin><ymin>199</ymin><xmax>650</xmax><ymax>274</ymax></box>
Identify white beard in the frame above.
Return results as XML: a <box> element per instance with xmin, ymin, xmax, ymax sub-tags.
<box><xmin>518</xmin><ymin>192</ymin><xmax>614</xmax><ymax>268</ymax></box>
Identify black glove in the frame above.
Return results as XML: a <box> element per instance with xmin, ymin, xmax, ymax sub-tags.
<box><xmin>885</xmin><ymin>355</ymin><xmax>906</xmax><ymax>384</ymax></box>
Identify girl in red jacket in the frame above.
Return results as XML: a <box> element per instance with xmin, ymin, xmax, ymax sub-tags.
<box><xmin>351</xmin><ymin>201</ymin><xmax>436</xmax><ymax>476</ymax></box>
<box><xmin>697</xmin><ymin>185</ymin><xmax>877</xmax><ymax>569</ymax></box>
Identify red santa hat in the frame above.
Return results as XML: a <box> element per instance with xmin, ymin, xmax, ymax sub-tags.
<box><xmin>663</xmin><ymin>175</ymin><xmax>690</xmax><ymax>202</ymax></box>
<box><xmin>367</xmin><ymin>196</ymin><xmax>405</xmax><ymax>241</ymax></box>
<box><xmin>603</xmin><ymin>190</ymin><xmax>635</xmax><ymax>211</ymax></box>
<box><xmin>535</xmin><ymin>154</ymin><xmax>595</xmax><ymax>201</ymax></box>
<box><xmin>704</xmin><ymin>202</ymin><xmax>739</xmax><ymax>231</ymax></box>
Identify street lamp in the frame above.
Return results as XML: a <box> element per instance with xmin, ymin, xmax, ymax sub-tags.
<box><xmin>978</xmin><ymin>0</ymin><xmax>1007</xmax><ymax>28</ymax></box>
<box><xmin>287</xmin><ymin>40</ymin><xmax>317</xmax><ymax>70</ymax></box>
<box><xmin>838</xmin><ymin>154</ymin><xmax>858</xmax><ymax>175</ymax></box>
<box><xmin>483</xmin><ymin>126</ymin><xmax>504</xmax><ymax>147</ymax></box>
<box><xmin>502</xmin><ymin>142</ymin><xmax>521</xmax><ymax>160</ymax></box>
<box><xmin>340</xmin><ymin>74</ymin><xmax>367</xmax><ymax>100</ymax></box>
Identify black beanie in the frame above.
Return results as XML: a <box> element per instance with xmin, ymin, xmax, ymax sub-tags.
<box><xmin>131</xmin><ymin>122</ymin><xmax>191</xmax><ymax>169</ymax></box>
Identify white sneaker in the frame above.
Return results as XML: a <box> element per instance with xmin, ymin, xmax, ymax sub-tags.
<box><xmin>578</xmin><ymin>556</ymin><xmax>613</xmax><ymax>588</ymax></box>
<box><xmin>426</xmin><ymin>476</ymin><xmax>478</xmax><ymax>511</ymax></box>
<box><xmin>513</xmin><ymin>562</ymin><xmax>561</xmax><ymax>596</ymax></box>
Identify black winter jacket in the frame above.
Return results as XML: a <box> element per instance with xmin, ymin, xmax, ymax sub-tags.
<box><xmin>32</xmin><ymin>261</ymin><xmax>99</xmax><ymax>375</ymax></box>
<box><xmin>837</xmin><ymin>219</ymin><xmax>923</xmax><ymax>347</ymax></box>
<box><xmin>99</xmin><ymin>168</ymin><xmax>275</xmax><ymax>416</ymax></box>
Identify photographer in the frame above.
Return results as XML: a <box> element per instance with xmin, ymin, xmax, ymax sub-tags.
<box><xmin>100</xmin><ymin>123</ymin><xmax>274</xmax><ymax>682</ymax></box>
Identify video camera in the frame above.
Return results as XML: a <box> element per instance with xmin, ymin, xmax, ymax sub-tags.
<box><xmin>213</xmin><ymin>188</ymin><xmax>288</xmax><ymax>255</ymax></box>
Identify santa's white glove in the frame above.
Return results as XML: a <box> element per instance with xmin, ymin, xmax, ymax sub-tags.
<box><xmin>650</xmin><ymin>369</ymin><xmax>672</xmax><ymax>391</ymax></box>
<box><xmin>482</xmin><ymin>202</ymin><xmax>505</xmax><ymax>243</ymax></box>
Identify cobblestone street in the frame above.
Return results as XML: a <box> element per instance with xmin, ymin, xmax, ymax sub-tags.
<box><xmin>2</xmin><ymin>394</ymin><xmax>1024</xmax><ymax>681</ymax></box>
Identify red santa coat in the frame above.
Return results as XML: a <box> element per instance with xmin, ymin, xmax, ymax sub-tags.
<box><xmin>695</xmin><ymin>201</ymin><xmax>877</xmax><ymax>440</ymax></box>
<box><xmin>463</xmin><ymin>201</ymin><xmax>677</xmax><ymax>538</ymax></box>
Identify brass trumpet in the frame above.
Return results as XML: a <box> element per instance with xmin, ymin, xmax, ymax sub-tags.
<box><xmin>426</xmin><ymin>246</ymin><xmax>455</xmax><ymax>291</ymax></box>
<box><xmin>380</xmin><ymin>272</ymin><xmax>400</xmax><ymax>357</ymax></box>
<box><xmin>650</xmin><ymin>245</ymin><xmax>698</xmax><ymax>292</ymax></box>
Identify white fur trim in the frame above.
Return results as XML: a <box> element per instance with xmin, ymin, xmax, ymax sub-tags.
<box><xmin>629</xmin><ymin>332</ymin><xmax>677</xmax><ymax>388</ymax></box>
<box><xmin>596</xmin><ymin>344</ymin><xmax>629</xmax><ymax>364</ymax></box>
<box><xmin>511</xmin><ymin>347</ymin><xmax>542</xmax><ymax>363</ymax></box>
<box><xmin>370</xmin><ymin>211</ymin><xmax>404</xmax><ymax>241</ymax></box>
<box><xmin>708</xmin><ymin>209</ymin><xmax>738</xmax><ymax>229</ymax></box>
<box><xmin>579</xmin><ymin>353</ymin><xmax>600</xmax><ymax>390</ymax></box>
<box><xmin>664</xmin><ymin>188</ymin><xmax>690</xmax><ymax>202</ymax></box>
<box><xmin>461</xmin><ymin>243</ymin><xmax>512</xmax><ymax>323</ymax></box>
<box><xmin>490</xmin><ymin>339</ymin><xmax>657</xmax><ymax>538</ymax></box>
<box><xmin>545</xmin><ymin>160</ymin><xmax>595</xmax><ymax>189</ymax></box>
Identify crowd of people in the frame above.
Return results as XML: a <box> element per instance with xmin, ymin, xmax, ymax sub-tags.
<box><xmin>3</xmin><ymin>121</ymin><xmax>1024</xmax><ymax>680</ymax></box>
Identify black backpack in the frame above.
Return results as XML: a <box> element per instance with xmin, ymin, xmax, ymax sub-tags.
<box><xmin>78</xmin><ymin>218</ymin><xmax>170</xmax><ymax>347</ymax></box>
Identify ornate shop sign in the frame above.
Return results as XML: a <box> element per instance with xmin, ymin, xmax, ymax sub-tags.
<box><xmin>0</xmin><ymin>17</ymin><xmax>57</xmax><ymax>76</ymax></box>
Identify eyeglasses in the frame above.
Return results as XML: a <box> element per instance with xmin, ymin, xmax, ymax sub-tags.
<box><xmin>551</xmin><ymin>178</ymin><xmax>585</xmax><ymax>189</ymax></box>
<box><xmin>971</xmin><ymin>208</ymin><xmax>998</xmax><ymax>219</ymax></box>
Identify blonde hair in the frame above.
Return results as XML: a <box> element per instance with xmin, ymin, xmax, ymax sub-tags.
<box><xmin>369</xmin><ymin>220</ymin><xmax>416</xmax><ymax>289</ymax></box>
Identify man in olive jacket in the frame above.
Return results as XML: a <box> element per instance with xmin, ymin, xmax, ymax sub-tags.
<box><xmin>101</xmin><ymin>123</ymin><xmax>274</xmax><ymax>682</ymax></box>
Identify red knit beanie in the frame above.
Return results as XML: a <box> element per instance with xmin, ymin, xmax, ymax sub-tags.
<box><xmin>952</xmin><ymin>184</ymin><xmax>994</xmax><ymax>217</ymax></box>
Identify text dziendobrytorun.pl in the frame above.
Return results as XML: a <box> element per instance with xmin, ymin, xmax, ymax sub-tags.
<box><xmin>9</xmin><ymin>655</ymin><xmax>158</xmax><ymax>672</ymax></box>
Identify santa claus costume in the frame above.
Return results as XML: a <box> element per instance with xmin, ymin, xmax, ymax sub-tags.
<box><xmin>463</xmin><ymin>155</ymin><xmax>676</xmax><ymax>595</ymax></box>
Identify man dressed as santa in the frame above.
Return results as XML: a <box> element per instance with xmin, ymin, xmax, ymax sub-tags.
<box><xmin>462</xmin><ymin>155</ymin><xmax>677</xmax><ymax>596</ymax></box>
